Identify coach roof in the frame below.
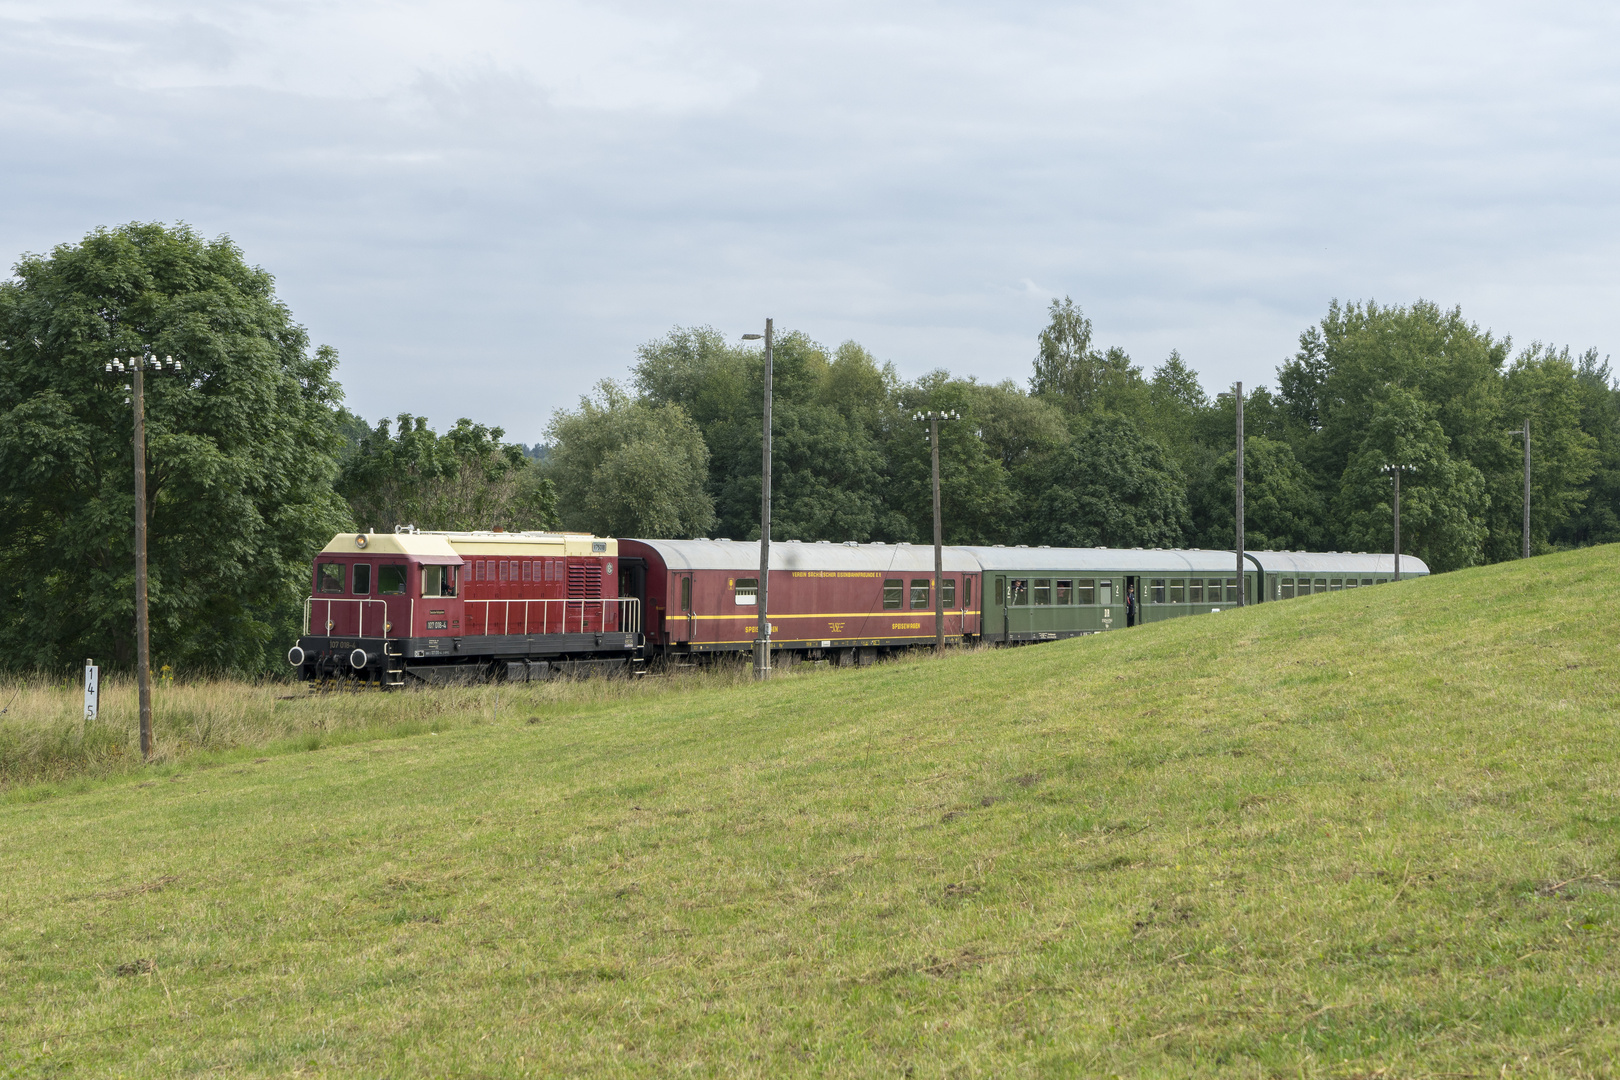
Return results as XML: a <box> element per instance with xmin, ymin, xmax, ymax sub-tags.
<box><xmin>626</xmin><ymin>539</ymin><xmax>980</xmax><ymax>574</ymax></box>
<box><xmin>960</xmin><ymin>547</ymin><xmax>1245</xmax><ymax>573</ymax></box>
<box><xmin>1243</xmin><ymin>551</ymin><xmax>1429</xmax><ymax>576</ymax></box>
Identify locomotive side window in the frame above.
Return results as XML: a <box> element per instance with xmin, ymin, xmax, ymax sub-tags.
<box><xmin>1055</xmin><ymin>579</ymin><xmax>1072</xmax><ymax>605</ymax></box>
<box><xmin>943</xmin><ymin>579</ymin><xmax>956</xmax><ymax>607</ymax></box>
<box><xmin>521</xmin><ymin>561</ymin><xmax>531</xmax><ymax>582</ymax></box>
<box><xmin>352</xmin><ymin>564</ymin><xmax>372</xmax><ymax>595</ymax></box>
<box><xmin>422</xmin><ymin>565</ymin><xmax>445</xmax><ymax>598</ymax></box>
<box><xmin>318</xmin><ymin>562</ymin><xmax>344</xmax><ymax>593</ymax></box>
<box><xmin>735</xmin><ymin>578</ymin><xmax>758</xmax><ymax>605</ymax></box>
<box><xmin>474</xmin><ymin>561</ymin><xmax>485</xmax><ymax>583</ymax></box>
<box><xmin>1032</xmin><ymin>579</ymin><xmax>1051</xmax><ymax>605</ymax></box>
<box><xmin>379</xmin><ymin>564</ymin><xmax>407</xmax><ymax>595</ymax></box>
<box><xmin>911</xmin><ymin>580</ymin><xmax>931</xmax><ymax>608</ymax></box>
<box><xmin>499</xmin><ymin>561</ymin><xmax>510</xmax><ymax>583</ymax></box>
<box><xmin>883</xmin><ymin>579</ymin><xmax>903</xmax><ymax>609</ymax></box>
<box><xmin>1009</xmin><ymin>578</ymin><xmax>1029</xmax><ymax>606</ymax></box>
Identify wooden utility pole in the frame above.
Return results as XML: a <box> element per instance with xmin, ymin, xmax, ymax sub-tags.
<box><xmin>1235</xmin><ymin>382</ymin><xmax>1244</xmax><ymax>606</ymax></box>
<box><xmin>1384</xmin><ymin>464</ymin><xmax>1414</xmax><ymax>582</ymax></box>
<box><xmin>747</xmin><ymin>320</ymin><xmax>774</xmax><ymax>681</ymax></box>
<box><xmin>914</xmin><ymin>411</ymin><xmax>958</xmax><ymax>651</ymax></box>
<box><xmin>132</xmin><ymin>360</ymin><xmax>152</xmax><ymax>758</ymax></box>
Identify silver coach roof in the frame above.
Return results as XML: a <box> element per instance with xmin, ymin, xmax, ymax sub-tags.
<box><xmin>625</xmin><ymin>539</ymin><xmax>980</xmax><ymax>574</ymax></box>
<box><xmin>1243</xmin><ymin>551</ymin><xmax>1429</xmax><ymax>576</ymax></box>
<box><xmin>960</xmin><ymin>546</ymin><xmax>1245</xmax><ymax>573</ymax></box>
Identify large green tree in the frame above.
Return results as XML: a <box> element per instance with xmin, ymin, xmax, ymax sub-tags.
<box><xmin>543</xmin><ymin>381</ymin><xmax>715</xmax><ymax>539</ymax></box>
<box><xmin>1026</xmin><ymin>413</ymin><xmax>1191</xmax><ymax>548</ymax></box>
<box><xmin>337</xmin><ymin>414</ymin><xmax>557</xmax><ymax>534</ymax></box>
<box><xmin>0</xmin><ymin>223</ymin><xmax>350</xmax><ymax>672</ymax></box>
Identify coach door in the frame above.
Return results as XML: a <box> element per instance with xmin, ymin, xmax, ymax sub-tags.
<box><xmin>671</xmin><ymin>573</ymin><xmax>694</xmax><ymax>642</ymax></box>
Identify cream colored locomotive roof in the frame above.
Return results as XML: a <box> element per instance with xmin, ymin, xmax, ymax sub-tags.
<box><xmin>320</xmin><ymin>532</ymin><xmax>460</xmax><ymax>558</ymax></box>
<box><xmin>318</xmin><ymin>531</ymin><xmax>613</xmax><ymax>560</ymax></box>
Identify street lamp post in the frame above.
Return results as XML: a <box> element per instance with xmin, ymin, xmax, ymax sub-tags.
<box><xmin>1508</xmin><ymin>419</ymin><xmax>1530</xmax><ymax>559</ymax></box>
<box><xmin>1383</xmin><ymin>463</ymin><xmax>1416</xmax><ymax>582</ymax></box>
<box><xmin>742</xmin><ymin>321</ymin><xmax>774</xmax><ymax>680</ymax></box>
<box><xmin>105</xmin><ymin>350</ymin><xmax>183</xmax><ymax>760</ymax></box>
<box><xmin>913</xmin><ymin>410</ymin><xmax>960</xmax><ymax>652</ymax></box>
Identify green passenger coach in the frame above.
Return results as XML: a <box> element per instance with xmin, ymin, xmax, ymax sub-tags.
<box><xmin>963</xmin><ymin>547</ymin><xmax>1430</xmax><ymax>644</ymax></box>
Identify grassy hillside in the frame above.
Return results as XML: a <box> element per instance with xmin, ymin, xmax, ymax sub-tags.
<box><xmin>5</xmin><ymin>548</ymin><xmax>1620</xmax><ymax>1077</ymax></box>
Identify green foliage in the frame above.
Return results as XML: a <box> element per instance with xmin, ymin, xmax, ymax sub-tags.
<box><xmin>1026</xmin><ymin>413</ymin><xmax>1191</xmax><ymax>548</ymax></box>
<box><xmin>0</xmin><ymin>222</ymin><xmax>350</xmax><ymax>674</ymax></box>
<box><xmin>337</xmin><ymin>414</ymin><xmax>556</xmax><ymax>534</ymax></box>
<box><xmin>1498</xmin><ymin>345</ymin><xmax>1599</xmax><ymax>555</ymax></box>
<box><xmin>1028</xmin><ymin>296</ymin><xmax>1148</xmax><ymax>417</ymax></box>
<box><xmin>544</xmin><ymin>381</ymin><xmax>715</xmax><ymax>538</ymax></box>
<box><xmin>1206</xmin><ymin>436</ymin><xmax>1323</xmax><ymax>551</ymax></box>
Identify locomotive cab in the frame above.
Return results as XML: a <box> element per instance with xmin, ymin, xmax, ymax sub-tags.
<box><xmin>291</xmin><ymin>532</ymin><xmax>465</xmax><ymax>684</ymax></box>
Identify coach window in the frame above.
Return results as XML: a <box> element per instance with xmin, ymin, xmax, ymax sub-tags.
<box><xmin>318</xmin><ymin>562</ymin><xmax>344</xmax><ymax>593</ymax></box>
<box><xmin>1344</xmin><ymin>578</ymin><xmax>1358</xmax><ymax>589</ymax></box>
<box><xmin>1224</xmin><ymin>578</ymin><xmax>1239</xmax><ymax>604</ymax></box>
<box><xmin>883</xmin><ymin>579</ymin><xmax>904</xmax><ymax>608</ymax></box>
<box><xmin>963</xmin><ymin>578</ymin><xmax>972</xmax><ymax>608</ymax></box>
<box><xmin>352</xmin><ymin>563</ymin><xmax>372</xmax><ymax>595</ymax></box>
<box><xmin>1150</xmin><ymin>579</ymin><xmax>1166</xmax><ymax>604</ymax></box>
<box><xmin>1361</xmin><ymin>578</ymin><xmax>1374</xmax><ymax>587</ymax></box>
<box><xmin>1099</xmin><ymin>579</ymin><xmax>1113</xmax><ymax>606</ymax></box>
<box><xmin>1033</xmin><ymin>578</ymin><xmax>1051</xmax><ymax>605</ymax></box>
<box><xmin>994</xmin><ymin>576</ymin><xmax>1005</xmax><ymax>605</ymax></box>
<box><xmin>1055</xmin><ymin>579</ymin><xmax>1072</xmax><ymax>605</ymax></box>
<box><xmin>1009</xmin><ymin>578</ymin><xmax>1029</xmax><ymax>606</ymax></box>
<box><xmin>1329</xmin><ymin>578</ymin><xmax>1343</xmax><ymax>591</ymax></box>
<box><xmin>1076</xmin><ymin>579</ymin><xmax>1095</xmax><ymax>604</ymax></box>
<box><xmin>379</xmin><ymin>564</ymin><xmax>407</xmax><ymax>595</ymax></box>
<box><xmin>1376</xmin><ymin>578</ymin><xmax>1388</xmax><ymax>585</ymax></box>
<box><xmin>1280</xmin><ymin>577</ymin><xmax>1294</xmax><ymax>599</ymax></box>
<box><xmin>943</xmin><ymin>579</ymin><xmax>956</xmax><ymax>607</ymax></box>
<box><xmin>1314</xmin><ymin>578</ymin><xmax>1327</xmax><ymax>594</ymax></box>
<box><xmin>1188</xmin><ymin>579</ymin><xmax>1203</xmax><ymax>603</ymax></box>
<box><xmin>735</xmin><ymin>578</ymin><xmax>758</xmax><ymax>605</ymax></box>
<box><xmin>422</xmin><ymin>565</ymin><xmax>445</xmax><ymax>598</ymax></box>
<box><xmin>1169</xmin><ymin>579</ymin><xmax>1184</xmax><ymax>603</ymax></box>
<box><xmin>911</xmin><ymin>579</ymin><xmax>931</xmax><ymax>608</ymax></box>
<box><xmin>680</xmin><ymin>576</ymin><xmax>692</xmax><ymax>612</ymax></box>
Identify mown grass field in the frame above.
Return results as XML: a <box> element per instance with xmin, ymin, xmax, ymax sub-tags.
<box><xmin>4</xmin><ymin>548</ymin><xmax>1620</xmax><ymax>1077</ymax></box>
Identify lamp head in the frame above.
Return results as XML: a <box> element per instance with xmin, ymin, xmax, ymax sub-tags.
<box><xmin>741</xmin><ymin>333</ymin><xmax>762</xmax><ymax>341</ymax></box>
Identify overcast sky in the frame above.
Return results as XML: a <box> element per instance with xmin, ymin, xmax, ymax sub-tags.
<box><xmin>3</xmin><ymin>1</ymin><xmax>1617</xmax><ymax>442</ymax></box>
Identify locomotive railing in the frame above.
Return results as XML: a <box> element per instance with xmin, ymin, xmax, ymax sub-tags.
<box><xmin>463</xmin><ymin>597</ymin><xmax>641</xmax><ymax>637</ymax></box>
<box><xmin>304</xmin><ymin>597</ymin><xmax>391</xmax><ymax>637</ymax></box>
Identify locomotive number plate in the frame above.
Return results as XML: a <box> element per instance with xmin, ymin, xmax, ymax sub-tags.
<box><xmin>426</xmin><ymin>620</ymin><xmax>448</xmax><ymax>630</ymax></box>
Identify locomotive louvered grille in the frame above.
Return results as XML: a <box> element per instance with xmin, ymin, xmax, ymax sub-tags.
<box><xmin>567</xmin><ymin>563</ymin><xmax>602</xmax><ymax>599</ymax></box>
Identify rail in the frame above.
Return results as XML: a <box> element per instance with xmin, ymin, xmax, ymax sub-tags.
<box><xmin>463</xmin><ymin>597</ymin><xmax>641</xmax><ymax>636</ymax></box>
<box><xmin>304</xmin><ymin>597</ymin><xmax>390</xmax><ymax>637</ymax></box>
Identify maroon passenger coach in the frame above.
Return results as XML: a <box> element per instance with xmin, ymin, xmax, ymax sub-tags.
<box><xmin>619</xmin><ymin>539</ymin><xmax>981</xmax><ymax>665</ymax></box>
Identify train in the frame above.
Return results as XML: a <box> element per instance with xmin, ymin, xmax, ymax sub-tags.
<box><xmin>286</xmin><ymin>528</ymin><xmax>1429</xmax><ymax>685</ymax></box>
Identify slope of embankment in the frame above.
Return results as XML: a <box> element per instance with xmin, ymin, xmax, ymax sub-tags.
<box><xmin>5</xmin><ymin>548</ymin><xmax>1620</xmax><ymax>1076</ymax></box>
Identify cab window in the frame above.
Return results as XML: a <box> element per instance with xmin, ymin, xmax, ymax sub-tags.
<box><xmin>379</xmin><ymin>564</ymin><xmax>407</xmax><ymax>595</ymax></box>
<box><xmin>352</xmin><ymin>564</ymin><xmax>372</xmax><ymax>595</ymax></box>
<box><xmin>317</xmin><ymin>562</ymin><xmax>344</xmax><ymax>594</ymax></box>
<box><xmin>422</xmin><ymin>565</ymin><xmax>445</xmax><ymax>598</ymax></box>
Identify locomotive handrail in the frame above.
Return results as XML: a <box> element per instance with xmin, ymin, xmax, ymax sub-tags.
<box><xmin>303</xmin><ymin>597</ymin><xmax>391</xmax><ymax>637</ymax></box>
<box><xmin>462</xmin><ymin>597</ymin><xmax>641</xmax><ymax>637</ymax></box>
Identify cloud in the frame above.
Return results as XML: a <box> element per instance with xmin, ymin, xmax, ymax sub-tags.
<box><xmin>3</xmin><ymin>1</ymin><xmax>1620</xmax><ymax>439</ymax></box>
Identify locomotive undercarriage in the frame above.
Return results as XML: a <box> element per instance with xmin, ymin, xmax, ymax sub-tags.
<box><xmin>292</xmin><ymin>631</ymin><xmax>643</xmax><ymax>689</ymax></box>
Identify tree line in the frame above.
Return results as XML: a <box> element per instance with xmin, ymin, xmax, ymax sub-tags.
<box><xmin>2</xmin><ymin>223</ymin><xmax>1615</xmax><ymax>673</ymax></box>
